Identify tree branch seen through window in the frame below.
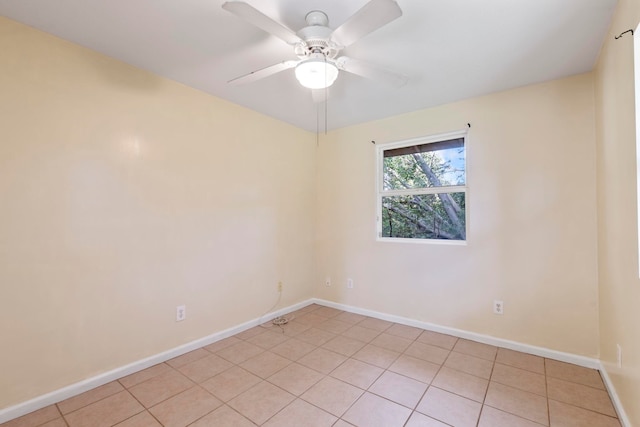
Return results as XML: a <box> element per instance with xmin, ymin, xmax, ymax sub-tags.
<box><xmin>378</xmin><ymin>134</ymin><xmax>466</xmax><ymax>241</ymax></box>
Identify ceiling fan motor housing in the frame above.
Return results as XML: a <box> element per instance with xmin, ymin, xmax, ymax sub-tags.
<box><xmin>295</xmin><ymin>12</ymin><xmax>339</xmax><ymax>60</ymax></box>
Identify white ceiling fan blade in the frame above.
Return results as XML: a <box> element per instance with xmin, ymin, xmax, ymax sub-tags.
<box><xmin>222</xmin><ymin>2</ymin><xmax>302</xmax><ymax>45</ymax></box>
<box><xmin>337</xmin><ymin>56</ymin><xmax>408</xmax><ymax>88</ymax></box>
<box><xmin>228</xmin><ymin>60</ymin><xmax>299</xmax><ymax>85</ymax></box>
<box><xmin>331</xmin><ymin>0</ymin><xmax>402</xmax><ymax>47</ymax></box>
<box><xmin>311</xmin><ymin>88</ymin><xmax>329</xmax><ymax>104</ymax></box>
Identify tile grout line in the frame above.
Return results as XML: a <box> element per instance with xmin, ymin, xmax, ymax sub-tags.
<box><xmin>55</xmin><ymin>382</ymin><xmax>126</xmax><ymax>421</ymax></box>
<box><xmin>475</xmin><ymin>347</ymin><xmax>497</xmax><ymax>427</ymax></box>
<box><xmin>116</xmin><ymin>387</ymin><xmax>158</xmax><ymax>427</ymax></box>
<box><xmin>546</xmin><ymin>397</ymin><xmax>622</xmax><ymax>421</ymax></box>
<box><xmin>54</xmin><ymin>403</ymin><xmax>70</xmax><ymax>427</ymax></box>
<box><xmin>179</xmin><ymin>389</ymin><xmax>236</xmax><ymax>427</ymax></box>
<box><xmin>396</xmin><ymin>331</ymin><xmax>452</xmax><ymax>426</ymax></box>
<box><xmin>329</xmin><ymin>326</ymin><xmax>404</xmax><ymax>422</ymax></box>
<box><xmin>545</xmin><ymin>357</ymin><xmax>551</xmax><ymax>427</ymax></box>
<box><xmin>397</xmin><ymin>356</ymin><xmax>435</xmax><ymax>427</ymax></box>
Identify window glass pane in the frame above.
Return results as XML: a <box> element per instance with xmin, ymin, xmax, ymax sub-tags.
<box><xmin>381</xmin><ymin>192</ymin><xmax>466</xmax><ymax>240</ymax></box>
<box><xmin>383</xmin><ymin>139</ymin><xmax>465</xmax><ymax>190</ymax></box>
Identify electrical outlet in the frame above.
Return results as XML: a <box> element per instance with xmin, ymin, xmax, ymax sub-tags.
<box><xmin>176</xmin><ymin>305</ymin><xmax>186</xmax><ymax>322</ymax></box>
<box><xmin>493</xmin><ymin>300</ymin><xmax>504</xmax><ymax>315</ymax></box>
<box><xmin>325</xmin><ymin>277</ymin><xmax>331</xmax><ymax>287</ymax></box>
<box><xmin>277</xmin><ymin>281</ymin><xmax>283</xmax><ymax>292</ymax></box>
<box><xmin>617</xmin><ymin>344</ymin><xmax>622</xmax><ymax>368</ymax></box>
<box><xmin>347</xmin><ymin>278</ymin><xmax>354</xmax><ymax>289</ymax></box>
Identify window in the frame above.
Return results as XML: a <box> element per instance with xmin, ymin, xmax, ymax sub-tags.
<box><xmin>376</xmin><ymin>131</ymin><xmax>467</xmax><ymax>242</ymax></box>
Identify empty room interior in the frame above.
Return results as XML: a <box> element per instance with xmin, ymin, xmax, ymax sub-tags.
<box><xmin>1</xmin><ymin>0</ymin><xmax>640</xmax><ymax>426</ymax></box>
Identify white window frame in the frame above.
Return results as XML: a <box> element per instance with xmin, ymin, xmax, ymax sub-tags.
<box><xmin>376</xmin><ymin>129</ymin><xmax>468</xmax><ymax>245</ymax></box>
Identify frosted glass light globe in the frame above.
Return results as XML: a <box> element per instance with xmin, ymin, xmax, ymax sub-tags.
<box><xmin>295</xmin><ymin>56</ymin><xmax>339</xmax><ymax>89</ymax></box>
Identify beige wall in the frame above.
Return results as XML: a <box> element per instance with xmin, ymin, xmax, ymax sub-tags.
<box><xmin>595</xmin><ymin>0</ymin><xmax>640</xmax><ymax>424</ymax></box>
<box><xmin>315</xmin><ymin>74</ymin><xmax>600</xmax><ymax>357</ymax></box>
<box><xmin>0</xmin><ymin>17</ymin><xmax>316</xmax><ymax>409</ymax></box>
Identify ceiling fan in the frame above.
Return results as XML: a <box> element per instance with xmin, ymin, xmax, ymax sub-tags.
<box><xmin>221</xmin><ymin>0</ymin><xmax>408</xmax><ymax>96</ymax></box>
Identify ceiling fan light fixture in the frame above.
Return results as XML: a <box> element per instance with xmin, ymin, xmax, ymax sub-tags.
<box><xmin>295</xmin><ymin>56</ymin><xmax>339</xmax><ymax>89</ymax></box>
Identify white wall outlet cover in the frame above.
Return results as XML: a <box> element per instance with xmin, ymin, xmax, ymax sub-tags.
<box><xmin>493</xmin><ymin>300</ymin><xmax>504</xmax><ymax>315</ymax></box>
<box><xmin>176</xmin><ymin>305</ymin><xmax>186</xmax><ymax>322</ymax></box>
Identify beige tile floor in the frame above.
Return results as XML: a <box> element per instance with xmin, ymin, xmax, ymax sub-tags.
<box><xmin>2</xmin><ymin>304</ymin><xmax>622</xmax><ymax>427</ymax></box>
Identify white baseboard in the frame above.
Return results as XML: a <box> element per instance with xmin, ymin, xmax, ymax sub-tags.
<box><xmin>0</xmin><ymin>299</ymin><xmax>314</xmax><ymax>424</ymax></box>
<box><xmin>600</xmin><ymin>363</ymin><xmax>631</xmax><ymax>427</ymax></box>
<box><xmin>311</xmin><ymin>298</ymin><xmax>601</xmax><ymax>369</ymax></box>
<box><xmin>312</xmin><ymin>299</ymin><xmax>636</xmax><ymax>423</ymax></box>
<box><xmin>2</xmin><ymin>297</ymin><xmax>626</xmax><ymax>425</ymax></box>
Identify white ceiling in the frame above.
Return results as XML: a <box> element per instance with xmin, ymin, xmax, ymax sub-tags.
<box><xmin>0</xmin><ymin>0</ymin><xmax>618</xmax><ymax>132</ymax></box>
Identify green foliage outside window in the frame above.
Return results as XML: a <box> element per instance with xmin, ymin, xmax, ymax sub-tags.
<box><xmin>381</xmin><ymin>138</ymin><xmax>466</xmax><ymax>241</ymax></box>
